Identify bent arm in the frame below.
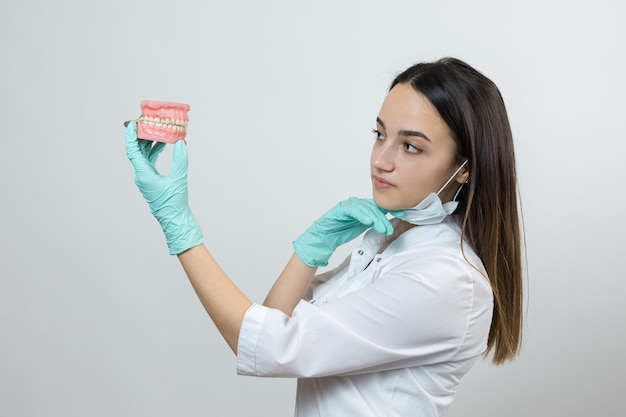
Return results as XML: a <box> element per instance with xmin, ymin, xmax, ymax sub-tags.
<box><xmin>239</xmin><ymin>262</ymin><xmax>492</xmax><ymax>378</ymax></box>
<box><xmin>177</xmin><ymin>245</ymin><xmax>317</xmax><ymax>354</ymax></box>
<box><xmin>125</xmin><ymin>122</ymin><xmax>320</xmax><ymax>352</ymax></box>
<box><xmin>263</xmin><ymin>253</ymin><xmax>317</xmax><ymax>314</ymax></box>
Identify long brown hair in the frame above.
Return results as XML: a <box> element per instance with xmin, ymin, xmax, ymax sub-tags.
<box><xmin>391</xmin><ymin>57</ymin><xmax>524</xmax><ymax>364</ymax></box>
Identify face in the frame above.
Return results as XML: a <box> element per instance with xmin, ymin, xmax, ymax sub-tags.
<box><xmin>371</xmin><ymin>83</ymin><xmax>468</xmax><ymax>210</ymax></box>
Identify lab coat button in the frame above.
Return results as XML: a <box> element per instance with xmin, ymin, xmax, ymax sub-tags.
<box><xmin>357</xmin><ymin>250</ymin><xmax>364</xmax><ymax>255</ymax></box>
<box><xmin>376</xmin><ymin>257</ymin><xmax>382</xmax><ymax>262</ymax></box>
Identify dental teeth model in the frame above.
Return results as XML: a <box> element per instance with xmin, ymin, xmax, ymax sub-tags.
<box><xmin>127</xmin><ymin>100</ymin><xmax>190</xmax><ymax>144</ymax></box>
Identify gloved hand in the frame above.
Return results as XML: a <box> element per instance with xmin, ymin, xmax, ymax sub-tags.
<box><xmin>125</xmin><ymin>121</ymin><xmax>203</xmax><ymax>255</ymax></box>
<box><xmin>293</xmin><ymin>197</ymin><xmax>396</xmax><ymax>267</ymax></box>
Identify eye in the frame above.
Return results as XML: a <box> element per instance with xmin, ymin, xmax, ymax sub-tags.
<box><xmin>372</xmin><ymin>128</ymin><xmax>385</xmax><ymax>141</ymax></box>
<box><xmin>404</xmin><ymin>142</ymin><xmax>421</xmax><ymax>154</ymax></box>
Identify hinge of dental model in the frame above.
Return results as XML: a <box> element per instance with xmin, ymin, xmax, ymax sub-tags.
<box><xmin>123</xmin><ymin>116</ymin><xmax>141</xmax><ymax>127</ymax></box>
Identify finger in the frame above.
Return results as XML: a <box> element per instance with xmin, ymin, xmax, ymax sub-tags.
<box><xmin>362</xmin><ymin>199</ymin><xmax>396</xmax><ymax>235</ymax></box>
<box><xmin>148</xmin><ymin>141</ymin><xmax>167</xmax><ymax>165</ymax></box>
<box><xmin>125</xmin><ymin>120</ymin><xmax>141</xmax><ymax>159</ymax></box>
<box><xmin>357</xmin><ymin>209</ymin><xmax>393</xmax><ymax>236</ymax></box>
<box><xmin>138</xmin><ymin>139</ymin><xmax>154</xmax><ymax>156</ymax></box>
<box><xmin>371</xmin><ymin>216</ymin><xmax>394</xmax><ymax>236</ymax></box>
<box><xmin>125</xmin><ymin>121</ymin><xmax>151</xmax><ymax>171</ymax></box>
<box><xmin>351</xmin><ymin>200</ymin><xmax>394</xmax><ymax>236</ymax></box>
<box><xmin>171</xmin><ymin>140</ymin><xmax>189</xmax><ymax>179</ymax></box>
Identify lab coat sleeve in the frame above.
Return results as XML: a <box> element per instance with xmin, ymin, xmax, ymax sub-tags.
<box><xmin>236</xmin><ymin>255</ymin><xmax>493</xmax><ymax>378</ymax></box>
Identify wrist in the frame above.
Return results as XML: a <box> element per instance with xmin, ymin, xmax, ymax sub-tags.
<box><xmin>158</xmin><ymin>208</ymin><xmax>204</xmax><ymax>255</ymax></box>
<box><xmin>292</xmin><ymin>236</ymin><xmax>330</xmax><ymax>268</ymax></box>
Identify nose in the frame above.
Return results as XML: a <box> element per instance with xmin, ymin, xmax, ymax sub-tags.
<box><xmin>371</xmin><ymin>141</ymin><xmax>395</xmax><ymax>172</ymax></box>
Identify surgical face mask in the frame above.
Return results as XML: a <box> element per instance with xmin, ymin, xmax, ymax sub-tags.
<box><xmin>394</xmin><ymin>160</ymin><xmax>468</xmax><ymax>226</ymax></box>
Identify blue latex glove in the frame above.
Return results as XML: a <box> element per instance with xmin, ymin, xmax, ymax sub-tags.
<box><xmin>125</xmin><ymin>121</ymin><xmax>203</xmax><ymax>255</ymax></box>
<box><xmin>293</xmin><ymin>197</ymin><xmax>396</xmax><ymax>267</ymax></box>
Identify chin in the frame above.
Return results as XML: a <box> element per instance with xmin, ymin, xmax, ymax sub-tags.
<box><xmin>372</xmin><ymin>194</ymin><xmax>399</xmax><ymax>211</ymax></box>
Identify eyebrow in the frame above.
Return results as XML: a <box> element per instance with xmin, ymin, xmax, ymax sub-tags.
<box><xmin>376</xmin><ymin>117</ymin><xmax>431</xmax><ymax>142</ymax></box>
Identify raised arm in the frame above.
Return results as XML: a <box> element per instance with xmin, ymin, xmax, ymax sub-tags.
<box><xmin>177</xmin><ymin>245</ymin><xmax>251</xmax><ymax>353</ymax></box>
<box><xmin>124</xmin><ymin>121</ymin><xmax>314</xmax><ymax>352</ymax></box>
<box><xmin>124</xmin><ymin>121</ymin><xmax>396</xmax><ymax>353</ymax></box>
<box><xmin>124</xmin><ymin>122</ymin><xmax>246</xmax><ymax>352</ymax></box>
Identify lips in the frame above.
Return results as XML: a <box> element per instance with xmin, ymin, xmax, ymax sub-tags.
<box><xmin>372</xmin><ymin>175</ymin><xmax>395</xmax><ymax>189</ymax></box>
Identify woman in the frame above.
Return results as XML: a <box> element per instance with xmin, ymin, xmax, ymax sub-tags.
<box><xmin>125</xmin><ymin>57</ymin><xmax>523</xmax><ymax>416</ymax></box>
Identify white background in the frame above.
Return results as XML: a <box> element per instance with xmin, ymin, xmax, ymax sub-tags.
<box><xmin>1</xmin><ymin>0</ymin><xmax>625</xmax><ymax>416</ymax></box>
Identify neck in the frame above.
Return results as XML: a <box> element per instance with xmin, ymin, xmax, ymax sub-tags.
<box><xmin>393</xmin><ymin>219</ymin><xmax>417</xmax><ymax>236</ymax></box>
<box><xmin>376</xmin><ymin>219</ymin><xmax>416</xmax><ymax>255</ymax></box>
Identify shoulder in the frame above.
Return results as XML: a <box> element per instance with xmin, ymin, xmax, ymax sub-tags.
<box><xmin>386</xmin><ymin>217</ymin><xmax>480</xmax><ymax>264</ymax></box>
<box><xmin>377</xmin><ymin>217</ymin><xmax>492</xmax><ymax>305</ymax></box>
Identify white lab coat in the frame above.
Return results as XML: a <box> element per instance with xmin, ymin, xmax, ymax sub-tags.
<box><xmin>237</xmin><ymin>216</ymin><xmax>493</xmax><ymax>416</ymax></box>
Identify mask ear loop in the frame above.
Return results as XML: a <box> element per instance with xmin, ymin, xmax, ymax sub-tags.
<box><xmin>452</xmin><ymin>182</ymin><xmax>465</xmax><ymax>202</ymax></box>
<box><xmin>437</xmin><ymin>159</ymin><xmax>469</xmax><ymax>196</ymax></box>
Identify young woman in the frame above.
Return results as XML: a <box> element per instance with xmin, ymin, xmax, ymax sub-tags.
<box><xmin>125</xmin><ymin>57</ymin><xmax>523</xmax><ymax>416</ymax></box>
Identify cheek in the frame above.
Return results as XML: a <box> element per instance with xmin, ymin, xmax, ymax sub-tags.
<box><xmin>399</xmin><ymin>172</ymin><xmax>435</xmax><ymax>205</ymax></box>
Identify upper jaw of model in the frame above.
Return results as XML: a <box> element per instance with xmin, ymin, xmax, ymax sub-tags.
<box><xmin>137</xmin><ymin>100</ymin><xmax>190</xmax><ymax>144</ymax></box>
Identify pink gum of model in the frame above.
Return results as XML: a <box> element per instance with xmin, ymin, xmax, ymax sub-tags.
<box><xmin>137</xmin><ymin>100</ymin><xmax>190</xmax><ymax>144</ymax></box>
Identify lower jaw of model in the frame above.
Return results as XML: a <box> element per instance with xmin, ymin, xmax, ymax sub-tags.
<box><xmin>136</xmin><ymin>100</ymin><xmax>190</xmax><ymax>144</ymax></box>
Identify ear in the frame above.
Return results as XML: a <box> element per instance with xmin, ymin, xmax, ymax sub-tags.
<box><xmin>455</xmin><ymin>162</ymin><xmax>470</xmax><ymax>184</ymax></box>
